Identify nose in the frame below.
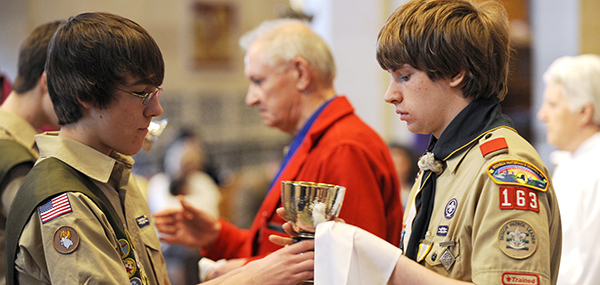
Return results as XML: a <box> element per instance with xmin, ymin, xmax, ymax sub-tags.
<box><xmin>145</xmin><ymin>96</ymin><xmax>164</xmax><ymax>118</ymax></box>
<box><xmin>536</xmin><ymin>104</ymin><xmax>546</xmax><ymax>122</ymax></box>
<box><xmin>384</xmin><ymin>80</ymin><xmax>401</xmax><ymax>105</ymax></box>
<box><xmin>245</xmin><ymin>86</ymin><xmax>259</xmax><ymax>106</ymax></box>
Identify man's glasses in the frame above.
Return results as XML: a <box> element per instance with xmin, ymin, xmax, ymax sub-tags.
<box><xmin>117</xmin><ymin>86</ymin><xmax>163</xmax><ymax>105</ymax></box>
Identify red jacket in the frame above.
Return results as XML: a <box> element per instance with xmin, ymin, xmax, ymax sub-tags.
<box><xmin>204</xmin><ymin>96</ymin><xmax>403</xmax><ymax>260</ymax></box>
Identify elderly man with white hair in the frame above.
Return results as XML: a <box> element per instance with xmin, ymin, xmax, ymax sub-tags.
<box><xmin>538</xmin><ymin>54</ymin><xmax>600</xmax><ymax>285</ymax></box>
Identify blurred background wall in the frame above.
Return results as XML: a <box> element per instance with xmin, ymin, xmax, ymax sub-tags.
<box><xmin>0</xmin><ymin>0</ymin><xmax>598</xmax><ymax>190</ymax></box>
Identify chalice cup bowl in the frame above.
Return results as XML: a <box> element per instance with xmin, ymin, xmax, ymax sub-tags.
<box><xmin>281</xmin><ymin>181</ymin><xmax>346</xmax><ymax>241</ymax></box>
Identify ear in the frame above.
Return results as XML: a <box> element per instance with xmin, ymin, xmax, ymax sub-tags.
<box><xmin>77</xmin><ymin>95</ymin><xmax>94</xmax><ymax>110</ymax></box>
<box><xmin>293</xmin><ymin>57</ymin><xmax>311</xmax><ymax>91</ymax></box>
<box><xmin>39</xmin><ymin>71</ymin><xmax>48</xmax><ymax>95</ymax></box>
<box><xmin>579</xmin><ymin>103</ymin><xmax>595</xmax><ymax>125</ymax></box>
<box><xmin>449</xmin><ymin>70</ymin><xmax>466</xmax><ymax>88</ymax></box>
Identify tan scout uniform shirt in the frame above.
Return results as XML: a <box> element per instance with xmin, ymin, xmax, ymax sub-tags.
<box><xmin>0</xmin><ymin>109</ymin><xmax>38</xmax><ymax>285</ymax></box>
<box><xmin>403</xmin><ymin>127</ymin><xmax>562</xmax><ymax>284</ymax></box>
<box><xmin>15</xmin><ymin>133</ymin><xmax>170</xmax><ymax>284</ymax></box>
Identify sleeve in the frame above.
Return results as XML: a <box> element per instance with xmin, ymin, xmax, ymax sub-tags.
<box><xmin>312</xmin><ymin>142</ymin><xmax>402</xmax><ymax>246</ymax></box>
<box><xmin>15</xmin><ymin>192</ymin><xmax>133</xmax><ymax>284</ymax></box>
<box><xmin>470</xmin><ymin>164</ymin><xmax>556</xmax><ymax>284</ymax></box>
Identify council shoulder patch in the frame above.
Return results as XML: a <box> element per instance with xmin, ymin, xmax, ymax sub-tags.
<box><xmin>487</xmin><ymin>159</ymin><xmax>548</xmax><ymax>192</ymax></box>
<box><xmin>53</xmin><ymin>225</ymin><xmax>80</xmax><ymax>254</ymax></box>
<box><xmin>498</xmin><ymin>220</ymin><xmax>537</xmax><ymax>259</ymax></box>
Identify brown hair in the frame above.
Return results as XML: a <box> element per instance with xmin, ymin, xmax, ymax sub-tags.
<box><xmin>376</xmin><ymin>0</ymin><xmax>510</xmax><ymax>100</ymax></box>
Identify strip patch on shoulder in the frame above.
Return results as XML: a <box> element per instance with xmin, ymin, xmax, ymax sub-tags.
<box><xmin>487</xmin><ymin>159</ymin><xmax>548</xmax><ymax>192</ymax></box>
<box><xmin>502</xmin><ymin>272</ymin><xmax>539</xmax><ymax>285</ymax></box>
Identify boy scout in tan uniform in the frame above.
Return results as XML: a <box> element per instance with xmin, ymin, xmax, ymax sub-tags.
<box><xmin>376</xmin><ymin>0</ymin><xmax>562</xmax><ymax>284</ymax></box>
<box><xmin>6</xmin><ymin>13</ymin><xmax>170</xmax><ymax>285</ymax></box>
<box><xmin>0</xmin><ymin>20</ymin><xmax>63</xmax><ymax>285</ymax></box>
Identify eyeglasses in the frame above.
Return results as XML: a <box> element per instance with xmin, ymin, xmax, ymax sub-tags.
<box><xmin>117</xmin><ymin>86</ymin><xmax>163</xmax><ymax>105</ymax></box>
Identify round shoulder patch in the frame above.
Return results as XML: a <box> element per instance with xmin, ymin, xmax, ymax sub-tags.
<box><xmin>487</xmin><ymin>159</ymin><xmax>548</xmax><ymax>192</ymax></box>
<box><xmin>497</xmin><ymin>219</ymin><xmax>537</xmax><ymax>259</ymax></box>
<box><xmin>53</xmin><ymin>225</ymin><xmax>80</xmax><ymax>254</ymax></box>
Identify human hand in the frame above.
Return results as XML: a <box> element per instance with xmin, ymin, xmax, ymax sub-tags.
<box><xmin>274</xmin><ymin>207</ymin><xmax>345</xmax><ymax>240</ymax></box>
<box><xmin>239</xmin><ymin>239</ymin><xmax>314</xmax><ymax>285</ymax></box>
<box><xmin>205</xmin><ymin>258</ymin><xmax>247</xmax><ymax>281</ymax></box>
<box><xmin>153</xmin><ymin>196</ymin><xmax>220</xmax><ymax>248</ymax></box>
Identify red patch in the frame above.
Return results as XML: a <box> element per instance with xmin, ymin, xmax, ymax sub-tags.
<box><xmin>502</xmin><ymin>272</ymin><xmax>539</xmax><ymax>285</ymax></box>
<box><xmin>480</xmin><ymin>137</ymin><xmax>508</xmax><ymax>157</ymax></box>
<box><xmin>499</xmin><ymin>186</ymin><xmax>539</xmax><ymax>212</ymax></box>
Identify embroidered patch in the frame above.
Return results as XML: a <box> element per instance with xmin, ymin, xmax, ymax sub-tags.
<box><xmin>136</xmin><ymin>215</ymin><xmax>150</xmax><ymax>228</ymax></box>
<box><xmin>444</xmin><ymin>198</ymin><xmax>457</xmax><ymax>219</ymax></box>
<box><xmin>119</xmin><ymin>239</ymin><xmax>131</xmax><ymax>258</ymax></box>
<box><xmin>53</xmin><ymin>226</ymin><xmax>80</xmax><ymax>254</ymax></box>
<box><xmin>38</xmin><ymin>193</ymin><xmax>73</xmax><ymax>223</ymax></box>
<box><xmin>124</xmin><ymin>258</ymin><xmax>137</xmax><ymax>278</ymax></box>
<box><xmin>502</xmin><ymin>272</ymin><xmax>540</xmax><ymax>285</ymax></box>
<box><xmin>130</xmin><ymin>277</ymin><xmax>143</xmax><ymax>285</ymax></box>
<box><xmin>487</xmin><ymin>159</ymin><xmax>548</xmax><ymax>192</ymax></box>
<box><xmin>499</xmin><ymin>186</ymin><xmax>539</xmax><ymax>212</ymax></box>
<box><xmin>480</xmin><ymin>137</ymin><xmax>508</xmax><ymax>157</ymax></box>
<box><xmin>437</xmin><ymin>225</ymin><xmax>449</xmax><ymax>236</ymax></box>
<box><xmin>498</xmin><ymin>220</ymin><xmax>537</xmax><ymax>259</ymax></box>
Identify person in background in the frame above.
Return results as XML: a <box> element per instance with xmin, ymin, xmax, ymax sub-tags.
<box><xmin>272</xmin><ymin>0</ymin><xmax>561</xmax><ymax>284</ymax></box>
<box><xmin>154</xmin><ymin>18</ymin><xmax>403</xmax><ymax>281</ymax></box>
<box><xmin>147</xmin><ymin>128</ymin><xmax>221</xmax><ymax>285</ymax></box>
<box><xmin>537</xmin><ymin>54</ymin><xmax>600</xmax><ymax>285</ymax></box>
<box><xmin>0</xmin><ymin>20</ymin><xmax>62</xmax><ymax>285</ymax></box>
<box><xmin>147</xmin><ymin>128</ymin><xmax>221</xmax><ymax>217</ymax></box>
<box><xmin>388</xmin><ymin>142</ymin><xmax>419</xmax><ymax>209</ymax></box>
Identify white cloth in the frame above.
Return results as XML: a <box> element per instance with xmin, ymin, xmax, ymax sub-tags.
<box><xmin>553</xmin><ymin>133</ymin><xmax>600</xmax><ymax>285</ymax></box>
<box><xmin>315</xmin><ymin>221</ymin><xmax>401</xmax><ymax>285</ymax></box>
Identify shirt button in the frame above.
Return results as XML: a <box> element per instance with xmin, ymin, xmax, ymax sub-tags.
<box><xmin>431</xmin><ymin>253</ymin><xmax>437</xmax><ymax>261</ymax></box>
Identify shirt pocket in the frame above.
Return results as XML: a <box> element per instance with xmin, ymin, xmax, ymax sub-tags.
<box><xmin>423</xmin><ymin>236</ymin><xmax>461</xmax><ymax>274</ymax></box>
<box><xmin>140</xmin><ymin>220</ymin><xmax>168</xmax><ymax>284</ymax></box>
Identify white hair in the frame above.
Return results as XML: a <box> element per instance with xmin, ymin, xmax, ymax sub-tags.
<box><xmin>544</xmin><ymin>54</ymin><xmax>600</xmax><ymax>124</ymax></box>
<box><xmin>239</xmin><ymin>18</ymin><xmax>336</xmax><ymax>84</ymax></box>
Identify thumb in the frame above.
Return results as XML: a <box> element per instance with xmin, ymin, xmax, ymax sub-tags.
<box><xmin>177</xmin><ymin>195</ymin><xmax>196</xmax><ymax>219</ymax></box>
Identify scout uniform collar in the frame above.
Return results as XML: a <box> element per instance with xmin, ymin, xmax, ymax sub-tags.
<box><xmin>404</xmin><ymin>96</ymin><xmax>514</xmax><ymax>261</ymax></box>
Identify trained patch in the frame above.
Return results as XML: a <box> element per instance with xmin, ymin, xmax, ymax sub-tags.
<box><xmin>487</xmin><ymin>160</ymin><xmax>548</xmax><ymax>192</ymax></box>
<box><xmin>53</xmin><ymin>226</ymin><xmax>80</xmax><ymax>254</ymax></box>
<box><xmin>499</xmin><ymin>186</ymin><xmax>539</xmax><ymax>212</ymax></box>
<box><xmin>498</xmin><ymin>220</ymin><xmax>537</xmax><ymax>259</ymax></box>
<box><xmin>38</xmin><ymin>193</ymin><xmax>73</xmax><ymax>223</ymax></box>
<box><xmin>502</xmin><ymin>272</ymin><xmax>540</xmax><ymax>285</ymax></box>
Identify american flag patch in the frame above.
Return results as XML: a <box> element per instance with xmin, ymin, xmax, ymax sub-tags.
<box><xmin>38</xmin><ymin>193</ymin><xmax>72</xmax><ymax>223</ymax></box>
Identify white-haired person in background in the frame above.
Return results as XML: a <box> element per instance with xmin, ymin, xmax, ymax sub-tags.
<box><xmin>538</xmin><ymin>54</ymin><xmax>600</xmax><ymax>285</ymax></box>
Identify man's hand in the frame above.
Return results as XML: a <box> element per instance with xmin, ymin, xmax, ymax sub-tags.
<box><xmin>153</xmin><ymin>196</ymin><xmax>221</xmax><ymax>248</ymax></box>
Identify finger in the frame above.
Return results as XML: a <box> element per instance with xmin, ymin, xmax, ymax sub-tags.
<box><xmin>281</xmin><ymin>222</ymin><xmax>298</xmax><ymax>237</ymax></box>
<box><xmin>276</xmin><ymin>207</ymin><xmax>286</xmax><ymax>219</ymax></box>
<box><xmin>154</xmin><ymin>223</ymin><xmax>178</xmax><ymax>234</ymax></box>
<box><xmin>269</xmin><ymin>235</ymin><xmax>294</xmax><ymax>246</ymax></box>
<box><xmin>287</xmin><ymin>239</ymin><xmax>315</xmax><ymax>254</ymax></box>
<box><xmin>153</xmin><ymin>208</ymin><xmax>180</xmax><ymax>218</ymax></box>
